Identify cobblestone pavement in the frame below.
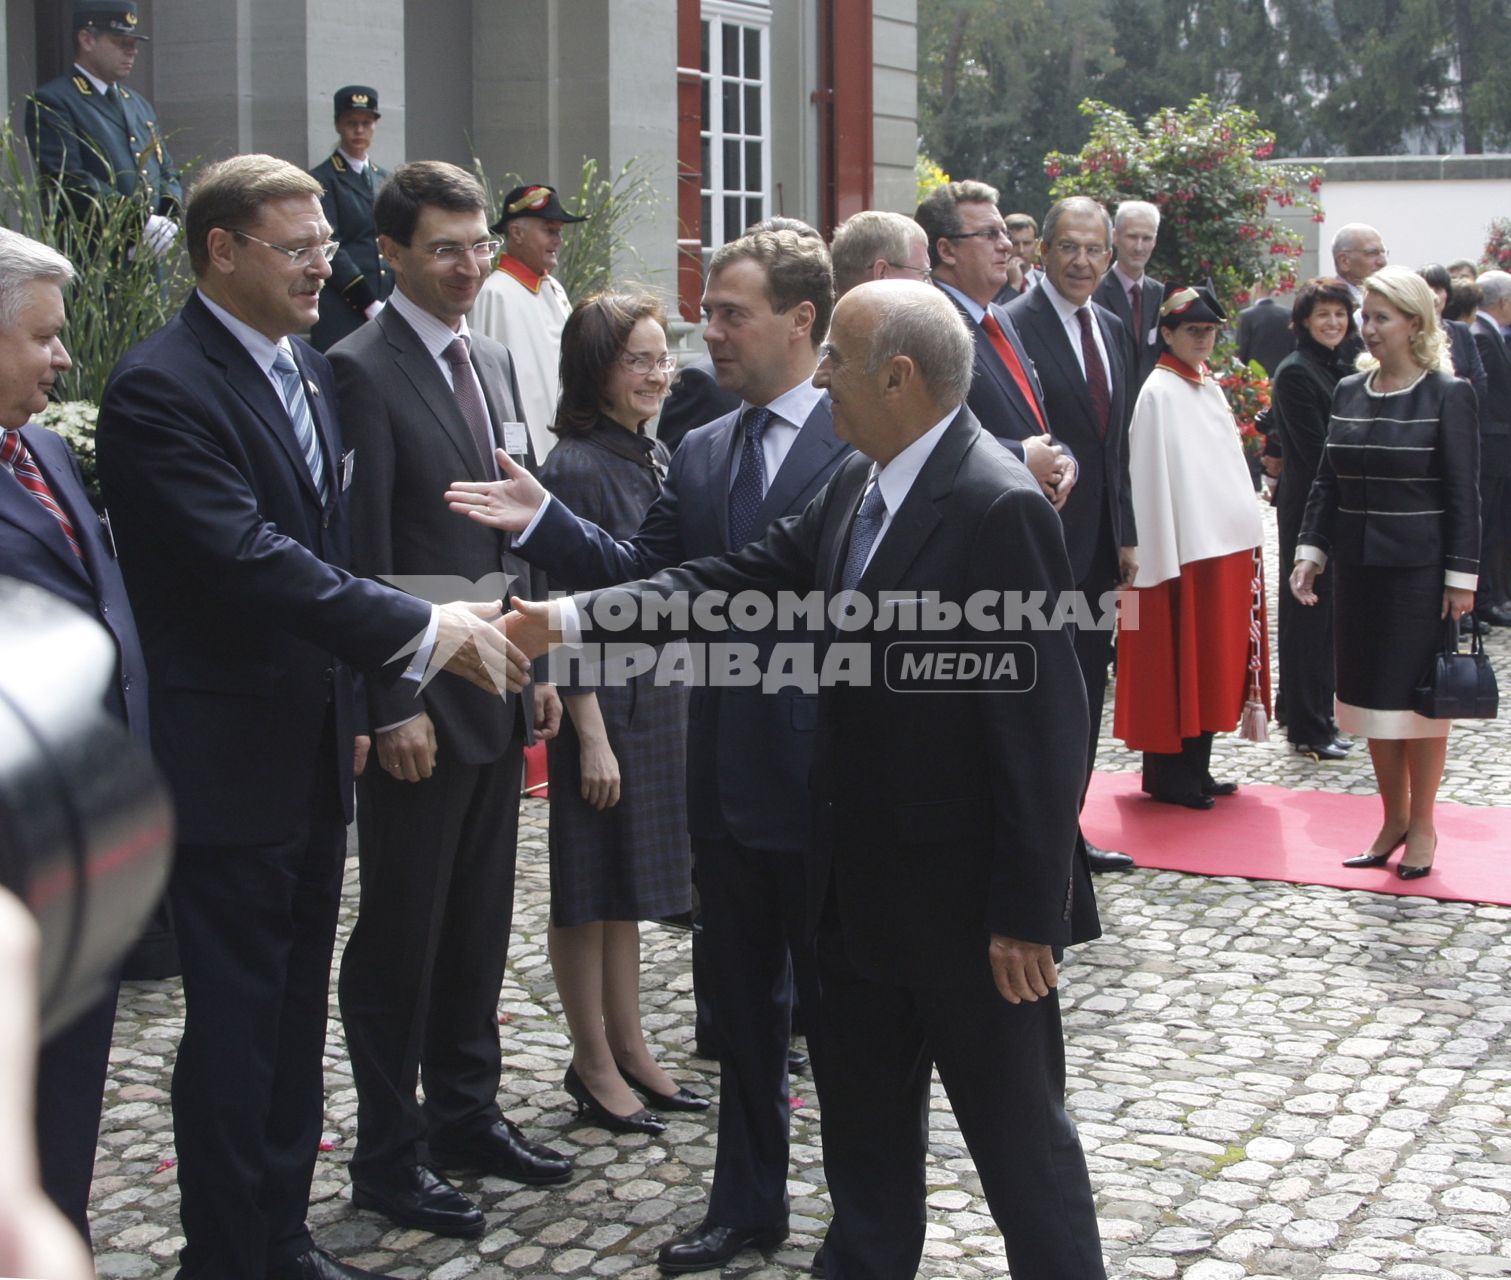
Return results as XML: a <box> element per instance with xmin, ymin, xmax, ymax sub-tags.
<box><xmin>96</xmin><ymin>503</ymin><xmax>1511</xmax><ymax>1279</ymax></box>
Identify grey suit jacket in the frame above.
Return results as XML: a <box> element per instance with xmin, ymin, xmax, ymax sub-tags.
<box><xmin>328</xmin><ymin>304</ymin><xmax>543</xmax><ymax>764</ymax></box>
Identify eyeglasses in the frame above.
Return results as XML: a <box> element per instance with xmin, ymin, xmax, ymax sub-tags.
<box><xmin>233</xmin><ymin>231</ymin><xmax>340</xmax><ymax>268</ymax></box>
<box><xmin>619</xmin><ymin>352</ymin><xmax>678</xmax><ymax>375</ymax></box>
<box><xmin>885</xmin><ymin>261</ymin><xmax>932</xmax><ymax>281</ymax></box>
<box><xmin>1050</xmin><ymin>241</ymin><xmax>1110</xmax><ymax>262</ymax></box>
<box><xmin>948</xmin><ymin>228</ymin><xmax>1010</xmax><ymax>243</ymax></box>
<box><xmin>428</xmin><ymin>240</ymin><xmax>502</xmax><ymax>263</ymax></box>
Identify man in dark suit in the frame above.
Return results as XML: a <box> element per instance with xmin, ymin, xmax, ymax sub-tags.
<box><xmin>1008</xmin><ymin>196</ymin><xmax>1139</xmax><ymax>874</ymax></box>
<box><xmin>491</xmin><ymin>281</ymin><xmax>1107</xmax><ymax>1280</ymax></box>
<box><xmin>913</xmin><ymin>182</ymin><xmax>1076</xmax><ymax>510</ymax></box>
<box><xmin>1474</xmin><ymin>271</ymin><xmax>1511</xmax><ymax>623</ymax></box>
<box><xmin>0</xmin><ymin>228</ymin><xmax>149</xmax><ymax>1251</ymax></box>
<box><xmin>328</xmin><ymin>161</ymin><xmax>569</xmax><ymax>1239</ymax></box>
<box><xmin>1236</xmin><ymin>282</ymin><xmax>1296</xmax><ymax>377</ymax></box>
<box><xmin>95</xmin><ymin>154</ymin><xmax>529</xmax><ymax>1280</ymax></box>
<box><xmin>447</xmin><ymin>229</ymin><xmax>850</xmax><ymax>1274</ymax></box>
<box><xmin>308</xmin><ymin>85</ymin><xmax>393</xmax><ymax>351</ymax></box>
<box><xmin>1093</xmin><ymin>200</ymin><xmax>1163</xmax><ymax>388</ymax></box>
<box><xmin>25</xmin><ymin>1</ymin><xmax>180</xmax><ymax>258</ymax></box>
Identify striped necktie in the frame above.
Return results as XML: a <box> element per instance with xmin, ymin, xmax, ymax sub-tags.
<box><xmin>272</xmin><ymin>348</ymin><xmax>330</xmax><ymax>502</ymax></box>
<box><xmin>1</xmin><ymin>429</ymin><xmax>82</xmax><ymax>559</ymax></box>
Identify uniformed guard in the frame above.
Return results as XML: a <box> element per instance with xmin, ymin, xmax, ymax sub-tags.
<box><xmin>308</xmin><ymin>85</ymin><xmax>394</xmax><ymax>351</ymax></box>
<box><xmin>25</xmin><ymin>0</ymin><xmax>182</xmax><ymax>260</ymax></box>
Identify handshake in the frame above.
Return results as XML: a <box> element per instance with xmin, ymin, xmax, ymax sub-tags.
<box><xmin>429</xmin><ymin>597</ymin><xmax>560</xmax><ymax>695</ymax></box>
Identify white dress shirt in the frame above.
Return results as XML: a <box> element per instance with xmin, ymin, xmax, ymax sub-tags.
<box><xmin>1038</xmin><ymin>277</ymin><xmax>1114</xmax><ymax>395</ymax></box>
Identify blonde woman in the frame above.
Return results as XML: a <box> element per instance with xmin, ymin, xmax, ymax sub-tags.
<box><xmin>1290</xmin><ymin>266</ymin><xmax>1480</xmax><ymax>879</ymax></box>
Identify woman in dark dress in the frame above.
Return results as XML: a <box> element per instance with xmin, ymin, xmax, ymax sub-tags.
<box><xmin>1291</xmin><ymin>267</ymin><xmax>1480</xmax><ymax>880</ymax></box>
<box><xmin>1271</xmin><ymin>277</ymin><xmax>1357</xmax><ymax>759</ymax></box>
<box><xmin>540</xmin><ymin>292</ymin><xmax>705</xmax><ymax>1134</ymax></box>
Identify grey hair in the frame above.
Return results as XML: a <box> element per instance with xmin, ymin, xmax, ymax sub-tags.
<box><xmin>863</xmin><ymin>284</ymin><xmax>975</xmax><ymax>405</ymax></box>
<box><xmin>1330</xmin><ymin>222</ymin><xmax>1381</xmax><ymax>261</ymax></box>
<box><xmin>831</xmin><ymin>210</ymin><xmax>927</xmax><ymax>296</ymax></box>
<box><xmin>1114</xmin><ymin>200</ymin><xmax>1160</xmax><ymax>230</ymax></box>
<box><xmin>914</xmin><ymin>180</ymin><xmax>1002</xmax><ymax>268</ymax></box>
<box><xmin>0</xmin><ymin>229</ymin><xmax>74</xmax><ymax>331</ymax></box>
<box><xmin>1042</xmin><ymin>196</ymin><xmax>1113</xmax><ymax>248</ymax></box>
<box><xmin>1477</xmin><ymin>269</ymin><xmax>1511</xmax><ymax>307</ymax></box>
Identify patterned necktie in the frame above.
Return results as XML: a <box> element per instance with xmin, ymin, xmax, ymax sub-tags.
<box><xmin>1</xmin><ymin>429</ymin><xmax>82</xmax><ymax>559</ymax></box>
<box><xmin>980</xmin><ymin>312</ymin><xmax>1048</xmax><ymax>433</ymax></box>
<box><xmin>840</xmin><ymin>479</ymin><xmax>887</xmax><ymax>592</ymax></box>
<box><xmin>1075</xmin><ymin>307</ymin><xmax>1112</xmax><ymax>439</ymax></box>
<box><xmin>444</xmin><ymin>336</ymin><xmax>498</xmax><ymax>478</ymax></box>
<box><xmin>727</xmin><ymin>406</ymin><xmax>772</xmax><ymax>548</ymax></box>
<box><xmin>1129</xmin><ymin>280</ymin><xmax>1143</xmax><ymax>344</ymax></box>
<box><xmin>271</xmin><ymin>348</ymin><xmax>330</xmax><ymax>503</ymax></box>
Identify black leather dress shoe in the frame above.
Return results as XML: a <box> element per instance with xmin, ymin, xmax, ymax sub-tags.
<box><xmin>1148</xmin><ymin>791</ymin><xmax>1214</xmax><ymax>810</ymax></box>
<box><xmin>1084</xmin><ymin>842</ymin><xmax>1135</xmax><ymax>872</ymax></box>
<box><xmin>351</xmin><ymin>1163</ymin><xmax>484</xmax><ymax>1238</ymax></box>
<box><xmin>1294</xmin><ymin>740</ymin><xmax>1350</xmax><ymax>761</ymax></box>
<box><xmin>657</xmin><ymin>1221</ymin><xmax>788</xmax><ymax>1274</ymax></box>
<box><xmin>787</xmin><ymin>1048</ymin><xmax>810</xmax><ymax>1076</ymax></box>
<box><xmin>430</xmin><ymin>1119</ymin><xmax>573</xmax><ymax>1186</ymax></box>
<box><xmin>1482</xmin><ymin>602</ymin><xmax>1511</xmax><ymax>626</ymax></box>
<box><xmin>1201</xmin><ymin>776</ymin><xmax>1239</xmax><ymax>797</ymax></box>
<box><xmin>269</xmin><ymin>1247</ymin><xmax>393</xmax><ymax>1279</ymax></box>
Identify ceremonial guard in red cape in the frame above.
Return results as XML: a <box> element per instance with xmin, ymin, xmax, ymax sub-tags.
<box><xmin>1114</xmin><ymin>284</ymin><xmax>1271</xmax><ymax>808</ymax></box>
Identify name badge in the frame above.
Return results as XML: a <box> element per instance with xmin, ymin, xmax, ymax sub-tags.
<box><xmin>340</xmin><ymin>449</ymin><xmax>356</xmax><ymax>491</ymax></box>
<box><xmin>501</xmin><ymin>422</ymin><xmax>529</xmax><ymax>457</ymax></box>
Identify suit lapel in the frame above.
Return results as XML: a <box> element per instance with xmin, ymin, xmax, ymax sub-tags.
<box><xmin>754</xmin><ymin>395</ymin><xmax>840</xmax><ymax>525</ymax></box>
<box><xmin>1</xmin><ymin>433</ymin><xmax>91</xmax><ymax>583</ymax></box>
<box><xmin>183</xmin><ymin>294</ymin><xmax>323</xmax><ymax>505</ymax></box>
<box><xmin>380</xmin><ymin>309</ymin><xmax>489</xmax><ymax>481</ymax></box>
<box><xmin>704</xmin><ymin>410</ymin><xmax>743</xmax><ymax>549</ymax></box>
<box><xmin>1028</xmin><ymin>288</ymin><xmax>1098</xmax><ymax>426</ymax></box>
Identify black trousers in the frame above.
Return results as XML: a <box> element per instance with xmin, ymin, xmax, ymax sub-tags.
<box><xmin>339</xmin><ymin>729</ymin><xmax>525</xmax><ymax>1178</ymax></box>
<box><xmin>815</xmin><ymin>928</ymin><xmax>1105</xmax><ymax>1280</ymax></box>
<box><xmin>170</xmin><ymin>815</ymin><xmax>347</xmax><ymax>1279</ymax></box>
<box><xmin>36</xmin><ymin>977</ymin><xmax>120</xmax><ymax>1244</ymax></box>
<box><xmin>693</xmin><ymin>834</ymin><xmax>820</xmax><ymax>1231</ymax></box>
<box><xmin>1277</xmin><ymin>506</ymin><xmax>1337</xmax><ymax>745</ymax></box>
<box><xmin>1072</xmin><ymin>524</ymin><xmax>1120</xmax><ymax>846</ymax></box>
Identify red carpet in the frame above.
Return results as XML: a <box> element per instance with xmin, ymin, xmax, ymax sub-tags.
<box><xmin>1083</xmin><ymin>771</ymin><xmax>1511</xmax><ymax>905</ymax></box>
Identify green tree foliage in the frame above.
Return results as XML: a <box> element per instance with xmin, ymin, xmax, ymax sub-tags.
<box><xmin>919</xmin><ymin>0</ymin><xmax>1511</xmax><ymax>216</ymax></box>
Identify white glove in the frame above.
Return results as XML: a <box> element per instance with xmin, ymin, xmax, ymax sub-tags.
<box><xmin>143</xmin><ymin>214</ymin><xmax>179</xmax><ymax>261</ymax></box>
<box><xmin>363</xmin><ymin>299</ymin><xmax>385</xmax><ymax>320</ymax></box>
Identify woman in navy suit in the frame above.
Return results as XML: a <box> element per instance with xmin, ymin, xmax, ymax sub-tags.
<box><xmin>1290</xmin><ymin>267</ymin><xmax>1480</xmax><ymax>880</ymax></box>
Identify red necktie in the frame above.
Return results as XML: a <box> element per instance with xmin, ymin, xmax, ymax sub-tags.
<box><xmin>1075</xmin><ymin>308</ymin><xmax>1112</xmax><ymax>440</ymax></box>
<box><xmin>1</xmin><ymin>429</ymin><xmax>82</xmax><ymax>558</ymax></box>
<box><xmin>980</xmin><ymin>313</ymin><xmax>1048</xmax><ymax>434</ymax></box>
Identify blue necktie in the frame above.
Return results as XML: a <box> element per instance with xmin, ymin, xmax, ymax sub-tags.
<box><xmin>272</xmin><ymin>348</ymin><xmax>330</xmax><ymax>503</ymax></box>
<box><xmin>727</xmin><ymin>406</ymin><xmax>772</xmax><ymax>548</ymax></box>
<box><xmin>839</xmin><ymin>480</ymin><xmax>887</xmax><ymax>591</ymax></box>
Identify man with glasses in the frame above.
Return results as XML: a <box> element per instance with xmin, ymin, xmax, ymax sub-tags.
<box><xmin>1008</xmin><ymin>196</ymin><xmax>1140</xmax><ymax>875</ymax></box>
<box><xmin>470</xmin><ymin>183</ymin><xmax>586</xmax><ymax>460</ymax></box>
<box><xmin>916</xmin><ymin>181</ymin><xmax>1076</xmax><ymax>510</ymax></box>
<box><xmin>1330</xmin><ymin>223</ymin><xmax>1387</xmax><ymax>363</ymax></box>
<box><xmin>25</xmin><ymin>0</ymin><xmax>181</xmax><ymax>259</ymax></box>
<box><xmin>327</xmin><ymin>161</ymin><xmax>571</xmax><ymax>1240</ymax></box>
<box><xmin>94</xmin><ymin>154</ymin><xmax>533</xmax><ymax>1280</ymax></box>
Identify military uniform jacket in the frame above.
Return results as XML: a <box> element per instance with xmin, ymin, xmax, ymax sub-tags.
<box><xmin>26</xmin><ymin>69</ymin><xmax>181</xmax><ymax>216</ymax></box>
<box><xmin>309</xmin><ymin>150</ymin><xmax>393</xmax><ymax>351</ymax></box>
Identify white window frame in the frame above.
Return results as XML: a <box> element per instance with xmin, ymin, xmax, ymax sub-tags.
<box><xmin>699</xmin><ymin>0</ymin><xmax>772</xmax><ymax>269</ymax></box>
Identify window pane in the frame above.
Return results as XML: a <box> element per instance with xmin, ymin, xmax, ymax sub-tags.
<box><xmin>723</xmin><ymin>140</ymin><xmax>741</xmax><ymax>188</ymax></box>
<box><xmin>701</xmin><ymin>137</ymin><xmax>711</xmax><ymax>187</ymax></box>
<box><xmin>746</xmin><ymin>141</ymin><xmax>762</xmax><ymax>189</ymax></box>
<box><xmin>746</xmin><ymin>197</ymin><xmax>764</xmax><ymax>230</ymax></box>
<box><xmin>700</xmin><ymin>20</ymin><xmax>710</xmax><ymax>73</ymax></box>
<box><xmin>744</xmin><ymin>86</ymin><xmax>761</xmax><ymax>136</ymax></box>
<box><xmin>701</xmin><ymin>196</ymin><xmax>712</xmax><ymax>246</ymax></box>
<box><xmin>722</xmin><ymin>23</ymin><xmax>739</xmax><ymax>73</ymax></box>
<box><xmin>723</xmin><ymin>80</ymin><xmax>741</xmax><ymax>133</ymax></box>
<box><xmin>724</xmin><ymin>197</ymin><xmax>741</xmax><ymax>238</ymax></box>
<box><xmin>745</xmin><ymin>28</ymin><xmax>761</xmax><ymax>79</ymax></box>
<box><xmin>700</xmin><ymin>77</ymin><xmax>710</xmax><ymax>130</ymax></box>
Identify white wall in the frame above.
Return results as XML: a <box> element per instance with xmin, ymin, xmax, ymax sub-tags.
<box><xmin>1319</xmin><ymin>178</ymin><xmax>1511</xmax><ymax>272</ymax></box>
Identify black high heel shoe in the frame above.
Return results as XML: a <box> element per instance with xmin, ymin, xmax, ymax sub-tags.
<box><xmin>1341</xmin><ymin>833</ymin><xmax>1407</xmax><ymax>869</ymax></box>
<box><xmin>1396</xmin><ymin>835</ymin><xmax>1437</xmax><ymax>881</ymax></box>
<box><xmin>618</xmin><ymin>1064</ymin><xmax>710</xmax><ymax>1113</ymax></box>
<box><xmin>563</xmin><ymin>1064</ymin><xmax>666</xmax><ymax>1134</ymax></box>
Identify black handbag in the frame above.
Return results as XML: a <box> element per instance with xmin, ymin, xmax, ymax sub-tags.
<box><xmin>1412</xmin><ymin>616</ymin><xmax>1499</xmax><ymax>719</ymax></box>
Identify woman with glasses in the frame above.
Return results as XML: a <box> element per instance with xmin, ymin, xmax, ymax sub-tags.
<box><xmin>537</xmin><ymin>290</ymin><xmax>707</xmax><ymax>1135</ymax></box>
<box><xmin>1291</xmin><ymin>267</ymin><xmax>1480</xmax><ymax>880</ymax></box>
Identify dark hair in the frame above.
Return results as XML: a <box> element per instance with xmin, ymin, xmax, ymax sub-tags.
<box><xmin>1444</xmin><ymin>278</ymin><xmax>1483</xmax><ymax>322</ymax></box>
<box><xmin>707</xmin><ymin>230</ymin><xmax>834</xmax><ymax>350</ymax></box>
<box><xmin>373</xmin><ymin>161</ymin><xmax>486</xmax><ymax>246</ymax></box>
<box><xmin>185</xmin><ymin>154</ymin><xmax>323</xmax><ymax>276</ymax></box>
<box><xmin>1289</xmin><ymin>276</ymin><xmax>1358</xmax><ymax>338</ymax></box>
<box><xmin>914</xmin><ymin>180</ymin><xmax>1000</xmax><ymax>268</ymax></box>
<box><xmin>745</xmin><ymin>215</ymin><xmax>824</xmax><ymax>242</ymax></box>
<box><xmin>1418</xmin><ymin>263</ymin><xmax>1452</xmax><ymax>294</ymax></box>
<box><xmin>553</xmin><ymin>290</ymin><xmax>668</xmax><ymax>437</ymax></box>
